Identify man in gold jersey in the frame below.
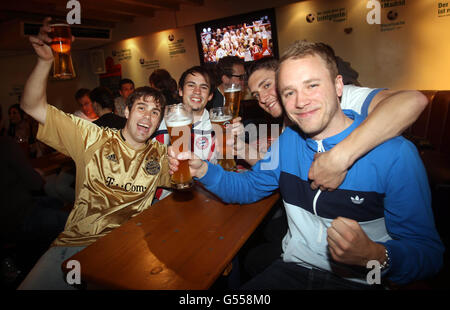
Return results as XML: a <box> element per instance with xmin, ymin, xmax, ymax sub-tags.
<box><xmin>18</xmin><ymin>18</ymin><xmax>171</xmax><ymax>289</ymax></box>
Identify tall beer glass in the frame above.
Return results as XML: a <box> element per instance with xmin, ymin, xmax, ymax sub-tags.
<box><xmin>49</xmin><ymin>23</ymin><xmax>76</xmax><ymax>80</ymax></box>
<box><xmin>165</xmin><ymin>103</ymin><xmax>194</xmax><ymax>190</ymax></box>
<box><xmin>224</xmin><ymin>83</ymin><xmax>241</xmax><ymax>118</ymax></box>
<box><xmin>210</xmin><ymin>106</ymin><xmax>236</xmax><ymax>171</ymax></box>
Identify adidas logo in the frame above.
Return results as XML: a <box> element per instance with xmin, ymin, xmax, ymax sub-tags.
<box><xmin>351</xmin><ymin>195</ymin><xmax>364</xmax><ymax>205</ymax></box>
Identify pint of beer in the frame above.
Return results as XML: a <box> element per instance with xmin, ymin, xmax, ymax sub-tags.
<box><xmin>224</xmin><ymin>83</ymin><xmax>241</xmax><ymax>118</ymax></box>
<box><xmin>49</xmin><ymin>24</ymin><xmax>76</xmax><ymax>80</ymax></box>
<box><xmin>165</xmin><ymin>104</ymin><xmax>194</xmax><ymax>190</ymax></box>
<box><xmin>210</xmin><ymin>107</ymin><xmax>236</xmax><ymax>171</ymax></box>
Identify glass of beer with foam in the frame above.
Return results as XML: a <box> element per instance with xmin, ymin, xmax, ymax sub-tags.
<box><xmin>165</xmin><ymin>103</ymin><xmax>194</xmax><ymax>190</ymax></box>
<box><xmin>49</xmin><ymin>23</ymin><xmax>76</xmax><ymax>80</ymax></box>
<box><xmin>210</xmin><ymin>106</ymin><xmax>236</xmax><ymax>171</ymax></box>
<box><xmin>224</xmin><ymin>83</ymin><xmax>242</xmax><ymax>118</ymax></box>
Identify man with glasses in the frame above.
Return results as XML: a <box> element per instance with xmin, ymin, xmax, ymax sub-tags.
<box><xmin>206</xmin><ymin>56</ymin><xmax>246</xmax><ymax>110</ymax></box>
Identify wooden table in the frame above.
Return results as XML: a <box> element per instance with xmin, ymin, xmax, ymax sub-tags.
<box><xmin>62</xmin><ymin>185</ymin><xmax>280</xmax><ymax>289</ymax></box>
<box><xmin>31</xmin><ymin>152</ymin><xmax>74</xmax><ymax>176</ymax></box>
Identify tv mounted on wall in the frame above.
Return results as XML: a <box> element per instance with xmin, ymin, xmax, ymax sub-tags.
<box><xmin>195</xmin><ymin>8</ymin><xmax>279</xmax><ymax>65</ymax></box>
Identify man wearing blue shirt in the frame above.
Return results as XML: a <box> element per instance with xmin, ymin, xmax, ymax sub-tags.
<box><xmin>169</xmin><ymin>41</ymin><xmax>444</xmax><ymax>289</ymax></box>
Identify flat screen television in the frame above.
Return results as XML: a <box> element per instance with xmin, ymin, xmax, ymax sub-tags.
<box><xmin>195</xmin><ymin>8</ymin><xmax>279</xmax><ymax>65</ymax></box>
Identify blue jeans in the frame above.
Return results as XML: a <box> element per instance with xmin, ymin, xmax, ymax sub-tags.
<box><xmin>241</xmin><ymin>259</ymin><xmax>383</xmax><ymax>290</ymax></box>
<box><xmin>17</xmin><ymin>246</ymin><xmax>85</xmax><ymax>290</ymax></box>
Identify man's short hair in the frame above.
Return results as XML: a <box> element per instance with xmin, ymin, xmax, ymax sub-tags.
<box><xmin>279</xmin><ymin>40</ymin><xmax>338</xmax><ymax>80</ymax></box>
<box><xmin>178</xmin><ymin>66</ymin><xmax>214</xmax><ymax>95</ymax></box>
<box><xmin>126</xmin><ymin>86</ymin><xmax>166</xmax><ymax>114</ymax></box>
<box><xmin>119</xmin><ymin>78</ymin><xmax>134</xmax><ymax>89</ymax></box>
<box><xmin>74</xmin><ymin>88</ymin><xmax>90</xmax><ymax>101</ymax></box>
<box><xmin>217</xmin><ymin>56</ymin><xmax>244</xmax><ymax>78</ymax></box>
<box><xmin>89</xmin><ymin>87</ymin><xmax>115</xmax><ymax>110</ymax></box>
<box><xmin>247</xmin><ymin>57</ymin><xmax>279</xmax><ymax>79</ymax></box>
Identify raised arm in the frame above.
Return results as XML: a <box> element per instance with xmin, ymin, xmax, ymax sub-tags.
<box><xmin>20</xmin><ymin>17</ymin><xmax>55</xmax><ymax>124</ymax></box>
<box><xmin>309</xmin><ymin>89</ymin><xmax>428</xmax><ymax>190</ymax></box>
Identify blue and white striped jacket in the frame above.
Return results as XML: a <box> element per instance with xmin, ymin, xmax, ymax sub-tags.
<box><xmin>199</xmin><ymin>108</ymin><xmax>444</xmax><ymax>285</ymax></box>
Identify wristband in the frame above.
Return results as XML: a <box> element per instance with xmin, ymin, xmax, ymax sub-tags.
<box><xmin>380</xmin><ymin>248</ymin><xmax>390</xmax><ymax>270</ymax></box>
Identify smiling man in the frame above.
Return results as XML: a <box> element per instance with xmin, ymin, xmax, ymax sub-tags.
<box><xmin>153</xmin><ymin>66</ymin><xmax>217</xmax><ymax>163</ymax></box>
<box><xmin>169</xmin><ymin>41</ymin><xmax>444</xmax><ymax>289</ymax></box>
<box><xmin>151</xmin><ymin>66</ymin><xmax>216</xmax><ymax>202</ymax></box>
<box><xmin>18</xmin><ymin>18</ymin><xmax>171</xmax><ymax>289</ymax></box>
<box><xmin>246</xmin><ymin>55</ymin><xmax>431</xmax><ymax>191</ymax></box>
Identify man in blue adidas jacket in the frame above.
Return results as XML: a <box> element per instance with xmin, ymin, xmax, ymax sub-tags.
<box><xmin>169</xmin><ymin>41</ymin><xmax>444</xmax><ymax>289</ymax></box>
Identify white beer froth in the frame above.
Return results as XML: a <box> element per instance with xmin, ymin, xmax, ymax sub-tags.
<box><xmin>166</xmin><ymin>116</ymin><xmax>192</xmax><ymax>127</ymax></box>
<box><xmin>224</xmin><ymin>87</ymin><xmax>241</xmax><ymax>92</ymax></box>
<box><xmin>211</xmin><ymin>115</ymin><xmax>232</xmax><ymax>122</ymax></box>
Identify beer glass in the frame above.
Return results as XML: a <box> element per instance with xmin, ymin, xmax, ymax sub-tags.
<box><xmin>165</xmin><ymin>103</ymin><xmax>194</xmax><ymax>190</ymax></box>
<box><xmin>224</xmin><ymin>83</ymin><xmax>242</xmax><ymax>118</ymax></box>
<box><xmin>210</xmin><ymin>106</ymin><xmax>236</xmax><ymax>171</ymax></box>
<box><xmin>49</xmin><ymin>23</ymin><xmax>76</xmax><ymax>80</ymax></box>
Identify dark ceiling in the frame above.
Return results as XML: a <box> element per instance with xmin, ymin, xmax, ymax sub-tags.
<box><xmin>0</xmin><ymin>0</ymin><xmax>205</xmax><ymax>51</ymax></box>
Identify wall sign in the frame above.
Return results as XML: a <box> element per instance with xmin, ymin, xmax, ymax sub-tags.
<box><xmin>438</xmin><ymin>2</ymin><xmax>450</xmax><ymax>17</ymax></box>
<box><xmin>112</xmin><ymin>49</ymin><xmax>132</xmax><ymax>62</ymax></box>
<box><xmin>168</xmin><ymin>35</ymin><xmax>187</xmax><ymax>58</ymax></box>
<box><xmin>139</xmin><ymin>58</ymin><xmax>160</xmax><ymax>70</ymax></box>
<box><xmin>380</xmin><ymin>0</ymin><xmax>406</xmax><ymax>32</ymax></box>
<box><xmin>306</xmin><ymin>7</ymin><xmax>347</xmax><ymax>24</ymax></box>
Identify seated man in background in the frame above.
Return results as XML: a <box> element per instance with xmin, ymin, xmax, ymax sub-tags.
<box><xmin>114</xmin><ymin>78</ymin><xmax>135</xmax><ymax>117</ymax></box>
<box><xmin>169</xmin><ymin>41</ymin><xmax>444</xmax><ymax>289</ymax></box>
<box><xmin>18</xmin><ymin>18</ymin><xmax>171</xmax><ymax>289</ymax></box>
<box><xmin>91</xmin><ymin>86</ymin><xmax>127</xmax><ymax>129</ymax></box>
<box><xmin>206</xmin><ymin>56</ymin><xmax>246</xmax><ymax>110</ymax></box>
<box><xmin>73</xmin><ymin>88</ymin><xmax>98</xmax><ymax>122</ymax></box>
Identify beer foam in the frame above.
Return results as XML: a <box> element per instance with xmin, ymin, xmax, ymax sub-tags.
<box><xmin>50</xmin><ymin>23</ymin><xmax>70</xmax><ymax>27</ymax></box>
<box><xmin>211</xmin><ymin>115</ymin><xmax>232</xmax><ymax>122</ymax></box>
<box><xmin>166</xmin><ymin>116</ymin><xmax>192</xmax><ymax>127</ymax></box>
<box><xmin>224</xmin><ymin>87</ymin><xmax>241</xmax><ymax>92</ymax></box>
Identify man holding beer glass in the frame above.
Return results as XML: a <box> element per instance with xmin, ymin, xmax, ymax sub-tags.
<box><xmin>152</xmin><ymin>66</ymin><xmax>219</xmax><ymax>199</ymax></box>
<box><xmin>168</xmin><ymin>41</ymin><xmax>443</xmax><ymax>289</ymax></box>
<box><xmin>206</xmin><ymin>56</ymin><xmax>246</xmax><ymax>110</ymax></box>
<box><xmin>153</xmin><ymin>66</ymin><xmax>220</xmax><ymax>172</ymax></box>
<box><xmin>18</xmin><ymin>18</ymin><xmax>171</xmax><ymax>289</ymax></box>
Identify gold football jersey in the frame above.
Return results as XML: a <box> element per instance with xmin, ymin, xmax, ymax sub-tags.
<box><xmin>37</xmin><ymin>105</ymin><xmax>171</xmax><ymax>247</ymax></box>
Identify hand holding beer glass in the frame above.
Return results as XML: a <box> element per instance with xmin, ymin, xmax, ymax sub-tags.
<box><xmin>210</xmin><ymin>106</ymin><xmax>236</xmax><ymax>171</ymax></box>
<box><xmin>224</xmin><ymin>83</ymin><xmax>242</xmax><ymax>118</ymax></box>
<box><xmin>48</xmin><ymin>23</ymin><xmax>76</xmax><ymax>79</ymax></box>
<box><xmin>165</xmin><ymin>103</ymin><xmax>194</xmax><ymax>190</ymax></box>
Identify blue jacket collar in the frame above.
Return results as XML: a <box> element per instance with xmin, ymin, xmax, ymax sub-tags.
<box><xmin>303</xmin><ymin>110</ymin><xmax>363</xmax><ymax>152</ymax></box>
